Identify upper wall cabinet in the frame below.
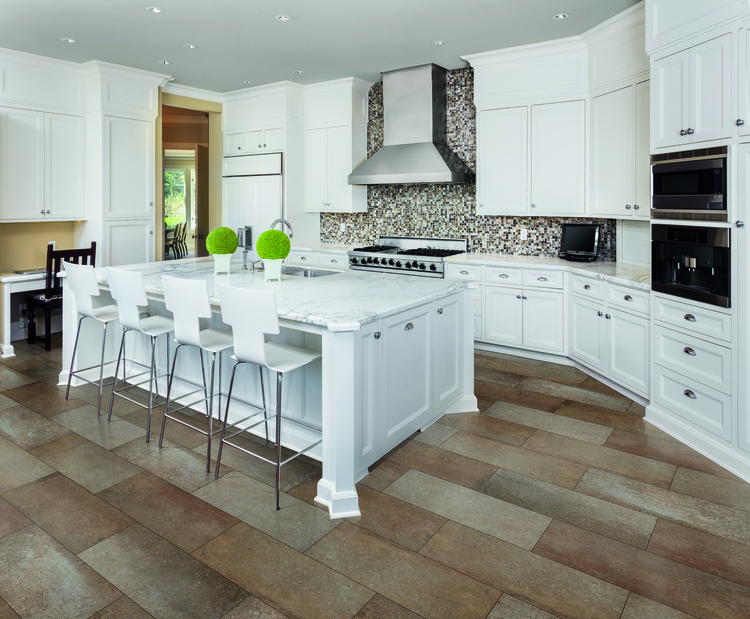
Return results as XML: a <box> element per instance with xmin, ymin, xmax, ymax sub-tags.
<box><xmin>0</xmin><ymin>107</ymin><xmax>85</xmax><ymax>222</ymax></box>
<box><xmin>103</xmin><ymin>116</ymin><xmax>154</xmax><ymax>220</ymax></box>
<box><xmin>738</xmin><ymin>23</ymin><xmax>750</xmax><ymax>136</ymax></box>
<box><xmin>224</xmin><ymin>127</ymin><xmax>284</xmax><ymax>156</ymax></box>
<box><xmin>591</xmin><ymin>81</ymin><xmax>651</xmax><ymax>218</ymax></box>
<box><xmin>652</xmin><ymin>33</ymin><xmax>732</xmax><ymax>148</ymax></box>
<box><xmin>477</xmin><ymin>100</ymin><xmax>586</xmax><ymax>216</ymax></box>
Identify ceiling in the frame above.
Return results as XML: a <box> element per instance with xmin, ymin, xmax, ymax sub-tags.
<box><xmin>0</xmin><ymin>0</ymin><xmax>640</xmax><ymax>94</ymax></box>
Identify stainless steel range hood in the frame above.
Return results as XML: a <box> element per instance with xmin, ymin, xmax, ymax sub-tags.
<box><xmin>348</xmin><ymin>64</ymin><xmax>474</xmax><ymax>185</ymax></box>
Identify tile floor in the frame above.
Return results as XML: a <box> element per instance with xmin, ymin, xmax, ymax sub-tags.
<box><xmin>0</xmin><ymin>339</ymin><xmax>749</xmax><ymax>618</ymax></box>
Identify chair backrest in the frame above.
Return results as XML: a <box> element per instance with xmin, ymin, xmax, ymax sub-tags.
<box><xmin>179</xmin><ymin>221</ymin><xmax>188</xmax><ymax>243</ymax></box>
<box><xmin>162</xmin><ymin>275</ymin><xmax>212</xmax><ymax>347</ymax></box>
<box><xmin>218</xmin><ymin>285</ymin><xmax>279</xmax><ymax>367</ymax></box>
<box><xmin>62</xmin><ymin>260</ymin><xmax>100</xmax><ymax>318</ymax></box>
<box><xmin>44</xmin><ymin>241</ymin><xmax>96</xmax><ymax>300</ymax></box>
<box><xmin>105</xmin><ymin>267</ymin><xmax>148</xmax><ymax>331</ymax></box>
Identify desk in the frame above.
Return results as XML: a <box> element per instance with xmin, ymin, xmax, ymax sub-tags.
<box><xmin>0</xmin><ymin>272</ymin><xmax>46</xmax><ymax>358</ymax></box>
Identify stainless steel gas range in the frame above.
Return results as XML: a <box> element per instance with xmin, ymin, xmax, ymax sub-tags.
<box><xmin>348</xmin><ymin>236</ymin><xmax>468</xmax><ymax>278</ymax></box>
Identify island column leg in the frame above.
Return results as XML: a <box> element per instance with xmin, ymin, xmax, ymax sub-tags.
<box><xmin>315</xmin><ymin>328</ymin><xmax>361</xmax><ymax>519</ymax></box>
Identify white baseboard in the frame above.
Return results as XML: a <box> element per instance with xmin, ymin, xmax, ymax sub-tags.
<box><xmin>474</xmin><ymin>341</ymin><xmax>573</xmax><ymax>366</ymax></box>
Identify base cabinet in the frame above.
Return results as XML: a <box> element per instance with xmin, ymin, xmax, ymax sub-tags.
<box><xmin>569</xmin><ymin>295</ymin><xmax>607</xmax><ymax>372</ymax></box>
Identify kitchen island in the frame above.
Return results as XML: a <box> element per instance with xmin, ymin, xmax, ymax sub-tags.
<box><xmin>60</xmin><ymin>257</ymin><xmax>477</xmax><ymax>518</ymax></box>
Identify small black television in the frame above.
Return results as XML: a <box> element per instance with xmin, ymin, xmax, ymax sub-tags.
<box><xmin>559</xmin><ymin>223</ymin><xmax>600</xmax><ymax>262</ymax></box>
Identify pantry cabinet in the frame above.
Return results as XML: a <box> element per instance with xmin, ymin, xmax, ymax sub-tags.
<box><xmin>652</xmin><ymin>33</ymin><xmax>732</xmax><ymax>148</ymax></box>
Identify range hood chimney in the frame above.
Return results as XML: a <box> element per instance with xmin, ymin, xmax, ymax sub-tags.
<box><xmin>348</xmin><ymin>64</ymin><xmax>474</xmax><ymax>185</ymax></box>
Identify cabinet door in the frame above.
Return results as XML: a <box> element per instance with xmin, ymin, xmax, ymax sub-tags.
<box><xmin>476</xmin><ymin>107</ymin><xmax>528</xmax><ymax>215</ymax></box>
<box><xmin>531</xmin><ymin>100</ymin><xmax>586</xmax><ymax>214</ymax></box>
<box><xmin>242</xmin><ymin>130</ymin><xmax>264</xmax><ymax>153</ymax></box>
<box><xmin>740</xmin><ymin>27</ymin><xmax>750</xmax><ymax>137</ymax></box>
<box><xmin>380</xmin><ymin>304</ymin><xmax>432</xmax><ymax>452</ymax></box>
<box><xmin>432</xmin><ymin>296</ymin><xmax>462</xmax><ymax>411</ymax></box>
<box><xmin>224</xmin><ymin>132</ymin><xmax>243</xmax><ymax>156</ymax></box>
<box><xmin>222</xmin><ymin>178</ymin><xmax>243</xmax><ymax>237</ymax></box>
<box><xmin>104</xmin><ymin>117</ymin><xmax>154</xmax><ymax>219</ymax></box>
<box><xmin>305</xmin><ymin>127</ymin><xmax>329</xmax><ymax>211</ymax></box>
<box><xmin>354</xmin><ymin>322</ymin><xmax>380</xmax><ymax>472</ymax></box>
<box><xmin>522</xmin><ymin>290</ymin><xmax>564</xmax><ymax>353</ymax></box>
<box><xmin>652</xmin><ymin>50</ymin><xmax>690</xmax><ymax>149</ymax></box>
<box><xmin>0</xmin><ymin>107</ymin><xmax>44</xmax><ymax>220</ymax></box>
<box><xmin>607</xmin><ymin>309</ymin><xmax>649</xmax><ymax>396</ymax></box>
<box><xmin>45</xmin><ymin>113</ymin><xmax>85</xmax><ymax>220</ymax></box>
<box><xmin>591</xmin><ymin>87</ymin><xmax>634</xmax><ymax>217</ymax></box>
<box><xmin>263</xmin><ymin>128</ymin><xmax>284</xmax><ymax>151</ymax></box>
<box><xmin>104</xmin><ymin>219</ymin><xmax>153</xmax><ymax>266</ymax></box>
<box><xmin>325</xmin><ymin>125</ymin><xmax>351</xmax><ymax>212</ymax></box>
<box><xmin>569</xmin><ymin>295</ymin><xmax>606</xmax><ymax>373</ymax></box>
<box><xmin>735</xmin><ymin>143</ymin><xmax>750</xmax><ymax>454</ymax></box>
<box><xmin>689</xmin><ymin>33</ymin><xmax>732</xmax><ymax>143</ymax></box>
<box><xmin>634</xmin><ymin>80</ymin><xmax>651</xmax><ymax>217</ymax></box>
<box><xmin>484</xmin><ymin>286</ymin><xmax>523</xmax><ymax>347</ymax></box>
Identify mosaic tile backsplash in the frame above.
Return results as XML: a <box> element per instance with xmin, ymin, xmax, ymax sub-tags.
<box><xmin>320</xmin><ymin>67</ymin><xmax>616</xmax><ymax>260</ymax></box>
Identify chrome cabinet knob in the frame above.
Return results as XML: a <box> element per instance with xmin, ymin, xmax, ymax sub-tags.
<box><xmin>605</xmin><ymin>314</ymin><xmax>611</xmax><ymax>319</ymax></box>
<box><xmin>680</xmin><ymin>129</ymin><xmax>688</xmax><ymax>136</ymax></box>
<box><xmin>237</xmin><ymin>146</ymin><xmax>241</xmax><ymax>150</ymax></box>
<box><xmin>517</xmin><ymin>295</ymin><xmax>522</xmax><ymax>299</ymax></box>
<box><xmin>460</xmin><ymin>270</ymin><xmax>469</xmax><ymax>275</ymax></box>
<box><xmin>40</xmin><ymin>209</ymin><xmax>44</xmax><ymax>214</ymax></box>
<box><xmin>736</xmin><ymin>221</ymin><xmax>745</xmax><ymax>228</ymax></box>
<box><xmin>531</xmin><ymin>203</ymin><xmax>537</xmax><ymax>208</ymax></box>
<box><xmin>625</xmin><ymin>204</ymin><xmax>632</xmax><ymax>209</ymax></box>
<box><xmin>597</xmin><ymin>311</ymin><xmax>603</xmax><ymax>317</ymax></box>
<box><xmin>522</xmin><ymin>295</ymin><xmax>527</xmax><ymax>300</ymax></box>
<box><xmin>437</xmin><ymin>308</ymin><xmax>443</xmax><ymax>314</ymax></box>
<box><xmin>479</xmin><ymin>203</ymin><xmax>485</xmax><ymax>208</ymax></box>
<box><xmin>374</xmin><ymin>331</ymin><xmax>381</xmax><ymax>339</ymax></box>
<box><xmin>737</xmin><ymin>119</ymin><xmax>746</xmax><ymax>127</ymax></box>
<box><xmin>263</xmin><ymin>144</ymin><xmax>267</xmax><ymax>147</ymax></box>
<box><xmin>46</xmin><ymin>210</ymin><xmax>50</xmax><ymax>214</ymax></box>
<box><xmin>687</xmin><ymin>128</ymin><xmax>694</xmax><ymax>135</ymax></box>
<box><xmin>634</xmin><ymin>205</ymin><xmax>640</xmax><ymax>210</ymax></box>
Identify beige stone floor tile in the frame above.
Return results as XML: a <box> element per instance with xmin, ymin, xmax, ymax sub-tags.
<box><xmin>0</xmin><ymin>497</ymin><xmax>32</xmax><ymax>539</ymax></box>
<box><xmin>488</xmin><ymin>594</ymin><xmax>560</xmax><ymax>619</ymax></box>
<box><xmin>353</xmin><ymin>594</ymin><xmax>424</xmax><ymax>619</ymax></box>
<box><xmin>359</xmin><ymin>458</ymin><xmax>410</xmax><ymax>491</ymax></box>
<box><xmin>18</xmin><ymin>362</ymin><xmax>63</xmax><ymax>387</ymax></box>
<box><xmin>0</xmin><ymin>435</ymin><xmax>55</xmax><ymax>494</ymax></box>
<box><xmin>517</xmin><ymin>376</ymin><xmax>633</xmax><ymax>411</ymax></box>
<box><xmin>52</xmin><ymin>405</ymin><xmax>146</xmax><ymax>449</ymax></box>
<box><xmin>486</xmin><ymin>357</ymin><xmax>589</xmax><ymax>386</ymax></box>
<box><xmin>474</xmin><ymin>365</ymin><xmax>525</xmax><ymax>387</ymax></box>
<box><xmin>222</xmin><ymin>596</ymin><xmax>289</xmax><ymax>619</ymax></box>
<box><xmin>385</xmin><ymin>469</ymin><xmax>550</xmax><ymax>549</ymax></box>
<box><xmin>0</xmin><ymin>366</ymin><xmax>36</xmax><ymax>392</ymax></box>
<box><xmin>438</xmin><ymin>411</ymin><xmax>535</xmax><ymax>446</ymax></box>
<box><xmin>619</xmin><ymin>594</ymin><xmax>698</xmax><ymax>619</ymax></box>
<box><xmin>413</xmin><ymin>421</ymin><xmax>459</xmax><ymax>447</ymax></box>
<box><xmin>670</xmin><ymin>467</ymin><xmax>750</xmax><ymax>513</ymax></box>
<box><xmin>0</xmin><ymin>348</ymin><xmax>49</xmax><ymax>372</ymax></box>
<box><xmin>0</xmin><ymin>404</ymin><xmax>71</xmax><ymax>450</ymax></box>
<box><xmin>476</xmin><ymin>350</ymin><xmax>546</xmax><ymax>366</ymax></box>
<box><xmin>87</xmin><ymin>596</ymin><xmax>154</xmax><ymax>619</ymax></box>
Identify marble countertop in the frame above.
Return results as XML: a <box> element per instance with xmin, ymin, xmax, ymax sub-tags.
<box><xmin>290</xmin><ymin>243</ymin><xmax>355</xmax><ymax>254</ymax></box>
<box><xmin>444</xmin><ymin>253</ymin><xmax>651</xmax><ymax>290</ymax></box>
<box><xmin>95</xmin><ymin>257</ymin><xmax>468</xmax><ymax>332</ymax></box>
<box><xmin>0</xmin><ymin>271</ymin><xmax>47</xmax><ymax>284</ymax></box>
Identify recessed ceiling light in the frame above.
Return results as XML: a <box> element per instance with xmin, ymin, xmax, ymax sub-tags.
<box><xmin>276</xmin><ymin>15</ymin><xmax>291</xmax><ymax>21</ymax></box>
<box><xmin>183</xmin><ymin>44</ymin><xmax>196</xmax><ymax>49</ymax></box>
<box><xmin>158</xmin><ymin>60</ymin><xmax>170</xmax><ymax>65</ymax></box>
<box><xmin>553</xmin><ymin>13</ymin><xmax>569</xmax><ymax>20</ymax></box>
<box><xmin>146</xmin><ymin>7</ymin><xmax>163</xmax><ymax>13</ymax></box>
<box><xmin>243</xmin><ymin>80</ymin><xmax>253</xmax><ymax>84</ymax></box>
<box><xmin>60</xmin><ymin>37</ymin><xmax>76</xmax><ymax>43</ymax></box>
<box><xmin>432</xmin><ymin>40</ymin><xmax>445</xmax><ymax>46</ymax></box>
<box><xmin>293</xmin><ymin>70</ymin><xmax>304</xmax><ymax>74</ymax></box>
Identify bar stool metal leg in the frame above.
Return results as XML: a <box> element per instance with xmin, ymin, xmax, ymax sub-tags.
<box><xmin>108</xmin><ymin>328</ymin><xmax>129</xmax><ymax>422</ymax></box>
<box><xmin>259</xmin><ymin>366</ymin><xmax>268</xmax><ymax>443</ymax></box>
<box><xmin>96</xmin><ymin>322</ymin><xmax>109</xmax><ymax>415</ymax></box>
<box><xmin>159</xmin><ymin>343</ymin><xmax>184</xmax><ymax>448</ymax></box>
<box><xmin>65</xmin><ymin>316</ymin><xmax>85</xmax><ymax>401</ymax></box>
<box><xmin>214</xmin><ymin>361</ymin><xmax>241</xmax><ymax>475</ymax></box>
<box><xmin>146</xmin><ymin>335</ymin><xmax>157</xmax><ymax>442</ymax></box>
<box><xmin>206</xmin><ymin>351</ymin><xmax>217</xmax><ymax>474</ymax></box>
<box><xmin>276</xmin><ymin>371</ymin><xmax>283</xmax><ymax>510</ymax></box>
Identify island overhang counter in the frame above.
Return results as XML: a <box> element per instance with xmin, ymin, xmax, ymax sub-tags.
<box><xmin>60</xmin><ymin>258</ymin><xmax>478</xmax><ymax>518</ymax></box>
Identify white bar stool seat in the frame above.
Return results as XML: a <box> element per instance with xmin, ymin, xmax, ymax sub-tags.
<box><xmin>105</xmin><ymin>267</ymin><xmax>175</xmax><ymax>441</ymax></box>
<box><xmin>62</xmin><ymin>260</ymin><xmax>120</xmax><ymax>415</ymax></box>
<box><xmin>158</xmin><ymin>275</ymin><xmax>234</xmax><ymax>474</ymax></box>
<box><xmin>215</xmin><ymin>285</ymin><xmax>322</xmax><ymax>510</ymax></box>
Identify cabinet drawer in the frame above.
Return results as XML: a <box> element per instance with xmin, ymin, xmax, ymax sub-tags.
<box><xmin>287</xmin><ymin>250</ymin><xmax>318</xmax><ymax>266</ymax></box>
<box><xmin>317</xmin><ymin>252</ymin><xmax>347</xmax><ymax>269</ymax></box>
<box><xmin>446</xmin><ymin>263</ymin><xmax>482</xmax><ymax>281</ymax></box>
<box><xmin>522</xmin><ymin>269</ymin><xmax>563</xmax><ymax>289</ymax></box>
<box><xmin>485</xmin><ymin>266</ymin><xmax>523</xmax><ymax>286</ymax></box>
<box><xmin>654</xmin><ymin>326</ymin><xmax>731</xmax><ymax>395</ymax></box>
<box><xmin>654</xmin><ymin>296</ymin><xmax>732</xmax><ymax>343</ymax></box>
<box><xmin>569</xmin><ymin>274</ymin><xmax>605</xmax><ymax>300</ymax></box>
<box><xmin>653</xmin><ymin>365</ymin><xmax>732</xmax><ymax>442</ymax></box>
<box><xmin>608</xmin><ymin>284</ymin><xmax>649</xmax><ymax>316</ymax></box>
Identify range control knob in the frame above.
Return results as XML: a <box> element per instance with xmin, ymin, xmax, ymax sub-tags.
<box><xmin>350</xmin><ymin>257</ymin><xmax>358</xmax><ymax>265</ymax></box>
<box><xmin>429</xmin><ymin>264</ymin><xmax>437</xmax><ymax>271</ymax></box>
<box><xmin>405</xmin><ymin>261</ymin><xmax>412</xmax><ymax>268</ymax></box>
<box><xmin>382</xmin><ymin>258</ymin><xmax>388</xmax><ymax>265</ymax></box>
<box><xmin>366</xmin><ymin>257</ymin><xmax>373</xmax><ymax>264</ymax></box>
<box><xmin>388</xmin><ymin>259</ymin><xmax>395</xmax><ymax>266</ymax></box>
<box><xmin>419</xmin><ymin>263</ymin><xmax>426</xmax><ymax>270</ymax></box>
<box><xmin>395</xmin><ymin>261</ymin><xmax>402</xmax><ymax>267</ymax></box>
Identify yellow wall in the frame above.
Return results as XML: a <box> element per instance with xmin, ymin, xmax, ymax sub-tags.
<box><xmin>0</xmin><ymin>221</ymin><xmax>77</xmax><ymax>272</ymax></box>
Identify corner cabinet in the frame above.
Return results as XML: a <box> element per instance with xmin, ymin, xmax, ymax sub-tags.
<box><xmin>477</xmin><ymin>100</ymin><xmax>585</xmax><ymax>216</ymax></box>
<box><xmin>0</xmin><ymin>107</ymin><xmax>85</xmax><ymax>222</ymax></box>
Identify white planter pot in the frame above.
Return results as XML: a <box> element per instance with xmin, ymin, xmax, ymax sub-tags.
<box><xmin>263</xmin><ymin>258</ymin><xmax>283</xmax><ymax>281</ymax></box>
<box><xmin>213</xmin><ymin>253</ymin><xmax>232</xmax><ymax>274</ymax></box>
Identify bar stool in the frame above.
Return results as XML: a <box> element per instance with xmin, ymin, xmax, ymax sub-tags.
<box><xmin>158</xmin><ymin>275</ymin><xmax>234</xmax><ymax>474</ymax></box>
<box><xmin>215</xmin><ymin>285</ymin><xmax>322</xmax><ymax>510</ymax></box>
<box><xmin>106</xmin><ymin>267</ymin><xmax>174</xmax><ymax>441</ymax></box>
<box><xmin>62</xmin><ymin>260</ymin><xmax>120</xmax><ymax>415</ymax></box>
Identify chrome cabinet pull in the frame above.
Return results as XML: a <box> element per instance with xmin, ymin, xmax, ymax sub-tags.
<box><xmin>460</xmin><ymin>270</ymin><xmax>469</xmax><ymax>275</ymax></box>
<box><xmin>605</xmin><ymin>314</ymin><xmax>611</xmax><ymax>319</ymax></box>
<box><xmin>300</xmin><ymin>256</ymin><xmax>307</xmax><ymax>261</ymax></box>
<box><xmin>684</xmin><ymin>347</ymin><xmax>696</xmax><ymax>356</ymax></box>
<box><xmin>684</xmin><ymin>314</ymin><xmax>697</xmax><ymax>322</ymax></box>
<box><xmin>737</xmin><ymin>119</ymin><xmax>745</xmax><ymax>126</ymax></box>
<box><xmin>597</xmin><ymin>311</ymin><xmax>603</xmax><ymax>317</ymax></box>
<box><xmin>584</xmin><ymin>284</ymin><xmax>591</xmax><ymax>290</ymax></box>
<box><xmin>374</xmin><ymin>331</ymin><xmax>381</xmax><ymax>339</ymax></box>
<box><xmin>499</xmin><ymin>274</ymin><xmax>509</xmax><ymax>278</ymax></box>
<box><xmin>331</xmin><ymin>259</ymin><xmax>337</xmax><ymax>263</ymax></box>
<box><xmin>437</xmin><ymin>308</ymin><xmax>443</xmax><ymax>314</ymax></box>
<box><xmin>404</xmin><ymin>322</ymin><xmax>414</xmax><ymax>331</ymax></box>
<box><xmin>684</xmin><ymin>389</ymin><xmax>697</xmax><ymax>399</ymax></box>
<box><xmin>624</xmin><ymin>295</ymin><xmax>633</xmax><ymax>302</ymax></box>
<box><xmin>537</xmin><ymin>277</ymin><xmax>548</xmax><ymax>282</ymax></box>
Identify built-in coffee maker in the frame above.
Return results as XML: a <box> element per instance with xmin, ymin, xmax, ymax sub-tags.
<box><xmin>651</xmin><ymin>224</ymin><xmax>730</xmax><ymax>308</ymax></box>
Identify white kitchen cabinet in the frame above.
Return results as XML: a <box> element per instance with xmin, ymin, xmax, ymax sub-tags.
<box><xmin>739</xmin><ymin>25</ymin><xmax>750</xmax><ymax>137</ymax></box>
<box><xmin>476</xmin><ymin>101</ymin><xmax>585</xmax><ymax>216</ymax></box>
<box><xmin>104</xmin><ymin>219</ymin><xmax>154</xmax><ymax>266</ymax></box>
<box><xmin>224</xmin><ymin>128</ymin><xmax>284</xmax><ymax>156</ymax></box>
<box><xmin>104</xmin><ymin>116</ymin><xmax>154</xmax><ymax>220</ymax></box>
<box><xmin>222</xmin><ymin>175</ymin><xmax>282</xmax><ymax>254</ymax></box>
<box><xmin>0</xmin><ymin>108</ymin><xmax>85</xmax><ymax>222</ymax></box>
<box><xmin>432</xmin><ymin>295</ymin><xmax>462</xmax><ymax>411</ymax></box>
<box><xmin>591</xmin><ymin>81</ymin><xmax>651</xmax><ymax>218</ymax></box>
<box><xmin>477</xmin><ymin>107</ymin><xmax>528</xmax><ymax>215</ymax></box>
<box><xmin>652</xmin><ymin>33</ymin><xmax>732</xmax><ymax>148</ymax></box>
<box><xmin>484</xmin><ymin>286</ymin><xmax>523</xmax><ymax>347</ymax></box>
<box><xmin>305</xmin><ymin>125</ymin><xmax>366</xmax><ymax>212</ymax></box>
<box><xmin>569</xmin><ymin>295</ymin><xmax>607</xmax><ymax>373</ymax></box>
<box><xmin>530</xmin><ymin>100</ymin><xmax>586</xmax><ymax>215</ymax></box>
<box><xmin>607</xmin><ymin>308</ymin><xmax>650</xmax><ymax>395</ymax></box>
<box><xmin>354</xmin><ymin>321</ymin><xmax>380</xmax><ymax>472</ymax></box>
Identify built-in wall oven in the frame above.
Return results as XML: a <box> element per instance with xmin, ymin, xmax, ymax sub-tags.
<box><xmin>651</xmin><ymin>224</ymin><xmax>730</xmax><ymax>308</ymax></box>
<box><xmin>651</xmin><ymin>147</ymin><xmax>727</xmax><ymax>221</ymax></box>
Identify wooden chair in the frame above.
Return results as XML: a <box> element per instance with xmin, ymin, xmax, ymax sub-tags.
<box><xmin>178</xmin><ymin>221</ymin><xmax>189</xmax><ymax>258</ymax></box>
<box><xmin>165</xmin><ymin>224</ymin><xmax>177</xmax><ymax>259</ymax></box>
<box><xmin>27</xmin><ymin>242</ymin><xmax>97</xmax><ymax>351</ymax></box>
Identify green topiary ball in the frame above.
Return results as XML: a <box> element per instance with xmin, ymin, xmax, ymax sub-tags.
<box><xmin>206</xmin><ymin>227</ymin><xmax>239</xmax><ymax>255</ymax></box>
<box><xmin>256</xmin><ymin>229</ymin><xmax>290</xmax><ymax>260</ymax></box>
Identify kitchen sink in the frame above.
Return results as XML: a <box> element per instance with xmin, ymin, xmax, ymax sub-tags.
<box><xmin>281</xmin><ymin>266</ymin><xmax>341</xmax><ymax>277</ymax></box>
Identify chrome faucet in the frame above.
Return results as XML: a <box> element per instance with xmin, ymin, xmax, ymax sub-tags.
<box><xmin>270</xmin><ymin>218</ymin><xmax>293</xmax><ymax>239</ymax></box>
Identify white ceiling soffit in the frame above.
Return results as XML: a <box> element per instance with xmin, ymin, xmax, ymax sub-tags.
<box><xmin>0</xmin><ymin>0</ymin><xmax>640</xmax><ymax>93</ymax></box>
